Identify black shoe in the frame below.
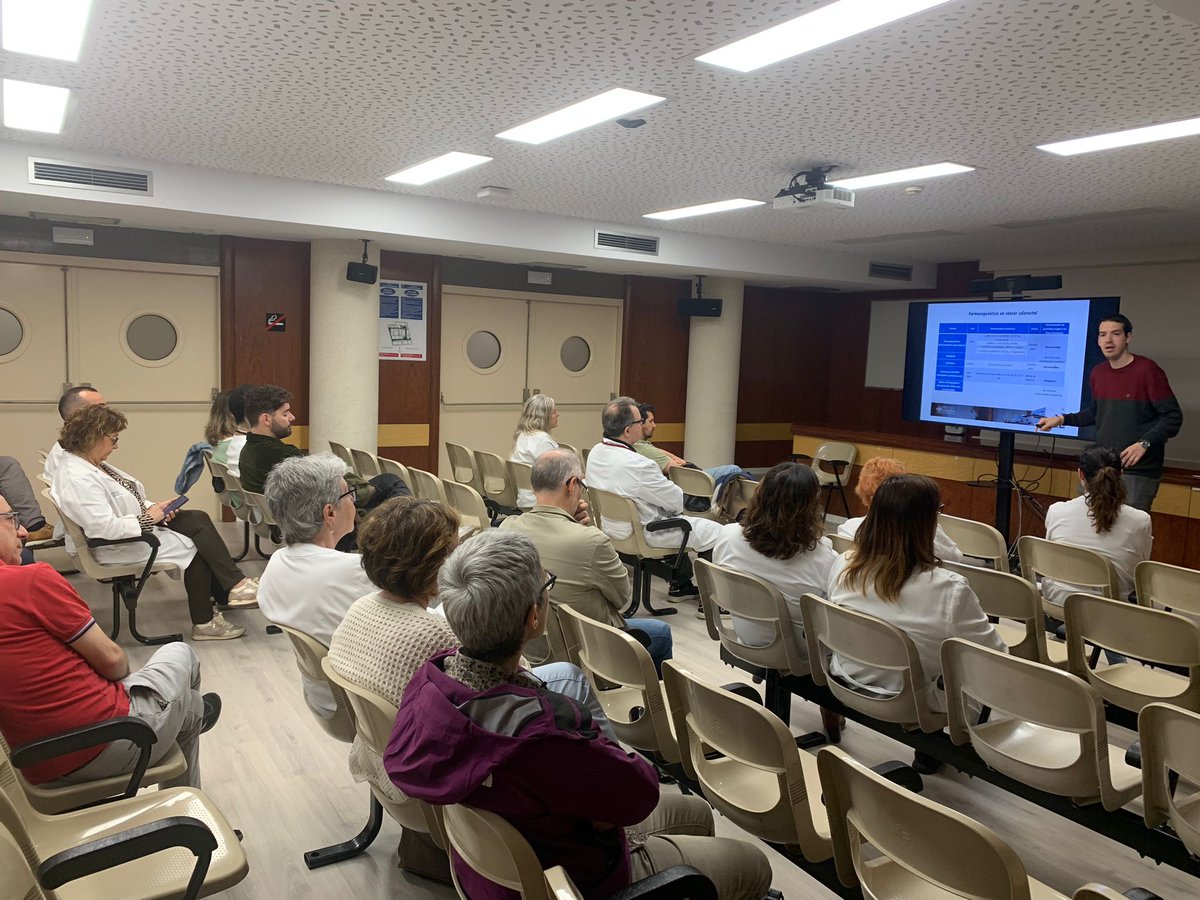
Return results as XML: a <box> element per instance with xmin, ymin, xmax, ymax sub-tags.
<box><xmin>912</xmin><ymin>750</ymin><xmax>941</xmax><ymax>775</ymax></box>
<box><xmin>667</xmin><ymin>581</ymin><xmax>699</xmax><ymax>598</ymax></box>
<box><xmin>200</xmin><ymin>693</ymin><xmax>222</xmax><ymax>734</ymax></box>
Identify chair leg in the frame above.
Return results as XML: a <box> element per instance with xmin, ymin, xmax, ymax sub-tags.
<box><xmin>253</xmin><ymin>532</ymin><xmax>274</xmax><ymax>559</ymax></box>
<box><xmin>639</xmin><ymin>562</ymin><xmax>677</xmax><ymax>617</ymax></box>
<box><xmin>303</xmin><ymin>794</ymin><xmax>384</xmax><ymax>869</ymax></box>
<box><xmin>109</xmin><ymin>584</ymin><xmax>123</xmax><ymax>641</ymax></box>
<box><xmin>231</xmin><ymin>520</ymin><xmax>250</xmax><ymax>563</ymax></box>
<box><xmin>120</xmin><ymin>584</ymin><xmax>182</xmax><ymax>646</ymax></box>
<box><xmin>833</xmin><ymin>471</ymin><xmax>851</xmax><ymax>517</ymax></box>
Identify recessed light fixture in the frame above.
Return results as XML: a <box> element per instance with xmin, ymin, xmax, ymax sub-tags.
<box><xmin>2</xmin><ymin>0</ymin><xmax>94</xmax><ymax>62</ymax></box>
<box><xmin>497</xmin><ymin>88</ymin><xmax>665</xmax><ymax>145</ymax></box>
<box><xmin>696</xmin><ymin>0</ymin><xmax>959</xmax><ymax>73</ymax></box>
<box><xmin>385</xmin><ymin>152</ymin><xmax>493</xmax><ymax>185</ymax></box>
<box><xmin>2</xmin><ymin>79</ymin><xmax>70</xmax><ymax>133</ymax></box>
<box><xmin>1037</xmin><ymin>115</ymin><xmax>1200</xmax><ymax>156</ymax></box>
<box><xmin>644</xmin><ymin>198</ymin><xmax>765</xmax><ymax>220</ymax></box>
<box><xmin>829</xmin><ymin>162</ymin><xmax>974</xmax><ymax>190</ymax></box>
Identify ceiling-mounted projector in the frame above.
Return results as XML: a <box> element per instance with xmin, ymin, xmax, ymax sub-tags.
<box><xmin>773</xmin><ymin>165</ymin><xmax>855</xmax><ymax>210</ymax></box>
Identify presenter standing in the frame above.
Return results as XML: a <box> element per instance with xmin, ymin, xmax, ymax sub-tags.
<box><xmin>1036</xmin><ymin>314</ymin><xmax>1182</xmax><ymax>511</ymax></box>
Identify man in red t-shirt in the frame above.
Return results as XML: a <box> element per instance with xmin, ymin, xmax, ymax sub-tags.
<box><xmin>0</xmin><ymin>493</ymin><xmax>218</xmax><ymax>787</ymax></box>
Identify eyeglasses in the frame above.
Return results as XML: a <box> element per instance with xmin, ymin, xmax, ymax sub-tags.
<box><xmin>336</xmin><ymin>487</ymin><xmax>357</xmax><ymax>504</ymax></box>
<box><xmin>541</xmin><ymin>571</ymin><xmax>557</xmax><ymax>596</ymax></box>
<box><xmin>105</xmin><ymin>433</ymin><xmax>120</xmax><ymax>445</ymax></box>
<box><xmin>628</xmin><ymin>418</ymin><xmax>644</xmax><ymax>426</ymax></box>
<box><xmin>0</xmin><ymin>511</ymin><xmax>20</xmax><ymax>528</ymax></box>
<box><xmin>569</xmin><ymin>476</ymin><xmax>587</xmax><ymax>491</ymax></box>
<box><xmin>937</xmin><ymin>503</ymin><xmax>945</xmax><ymax>513</ymax></box>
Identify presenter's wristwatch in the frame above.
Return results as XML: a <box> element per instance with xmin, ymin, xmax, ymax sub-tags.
<box><xmin>1140</xmin><ymin>439</ymin><xmax>1151</xmax><ymax>450</ymax></box>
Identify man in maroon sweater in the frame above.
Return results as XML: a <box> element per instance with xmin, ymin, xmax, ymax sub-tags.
<box><xmin>1037</xmin><ymin>314</ymin><xmax>1182</xmax><ymax>511</ymax></box>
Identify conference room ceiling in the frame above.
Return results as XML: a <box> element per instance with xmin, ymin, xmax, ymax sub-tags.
<box><xmin>2</xmin><ymin>0</ymin><xmax>1199</xmax><ymax>265</ymax></box>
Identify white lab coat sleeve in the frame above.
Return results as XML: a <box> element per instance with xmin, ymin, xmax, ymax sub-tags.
<box><xmin>53</xmin><ymin>463</ymin><xmax>143</xmax><ymax>543</ymax></box>
<box><xmin>639</xmin><ymin>466</ymin><xmax>685</xmax><ymax>516</ymax></box>
<box><xmin>947</xmin><ymin>579</ymin><xmax>1007</xmax><ymax>655</ymax></box>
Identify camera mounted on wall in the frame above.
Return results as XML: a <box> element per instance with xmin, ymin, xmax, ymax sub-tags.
<box><xmin>346</xmin><ymin>239</ymin><xmax>378</xmax><ymax>285</ymax></box>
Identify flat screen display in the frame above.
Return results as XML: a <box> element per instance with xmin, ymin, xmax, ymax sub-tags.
<box><xmin>901</xmin><ymin>296</ymin><xmax>1120</xmax><ymax>437</ymax></box>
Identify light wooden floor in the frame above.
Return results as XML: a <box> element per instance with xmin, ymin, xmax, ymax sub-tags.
<box><xmin>34</xmin><ymin>522</ymin><xmax>1200</xmax><ymax>900</ymax></box>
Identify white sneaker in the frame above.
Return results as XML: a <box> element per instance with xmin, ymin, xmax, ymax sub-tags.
<box><xmin>224</xmin><ymin>578</ymin><xmax>259</xmax><ymax>609</ymax></box>
<box><xmin>192</xmin><ymin>612</ymin><xmax>246</xmax><ymax>641</ymax></box>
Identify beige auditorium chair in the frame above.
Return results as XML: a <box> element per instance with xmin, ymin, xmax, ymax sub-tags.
<box><xmin>239</xmin><ymin>487</ymin><xmax>282</xmax><ymax>558</ymax></box>
<box><xmin>1140</xmin><ymin>701</ymin><xmax>1200</xmax><ymax>859</ymax></box>
<box><xmin>938</xmin><ymin>512</ymin><xmax>1010</xmax><ymax>570</ymax></box>
<box><xmin>717</xmin><ymin>475</ymin><xmax>758</xmax><ymax>523</ymax></box>
<box><xmin>204</xmin><ymin>456</ymin><xmax>250</xmax><ymax>563</ymax></box>
<box><xmin>816</xmin><ymin>745</ymin><xmax>1139</xmax><ymax>900</ymax></box>
<box><xmin>507</xmin><ymin>459</ymin><xmax>535</xmax><ymax>510</ymax></box>
<box><xmin>0</xmin><ymin>746</ymin><xmax>247</xmax><ymax>899</ymax></box>
<box><xmin>941</xmin><ymin>638</ymin><xmax>1141</xmax><ymax>811</ymax></box>
<box><xmin>827</xmin><ymin>533</ymin><xmax>856</xmax><ymax>555</ymax></box>
<box><xmin>328</xmin><ymin>440</ymin><xmax>354</xmax><ymax>470</ymax></box>
<box><xmin>1018</xmin><ymin>535</ymin><xmax>1119</xmax><ymax>620</ymax></box>
<box><xmin>219</xmin><ymin>471</ymin><xmax>273</xmax><ymax>560</ymax></box>
<box><xmin>45</xmin><ymin>491</ymin><xmax>185</xmax><ymax>645</ymax></box>
<box><xmin>2</xmin><ymin>726</ymin><xmax>186</xmax><ymax>816</ymax></box>
<box><xmin>667</xmin><ymin>466</ymin><xmax>719</xmax><ymax>521</ymax></box>
<box><xmin>1135</xmin><ymin>559</ymin><xmax>1200</xmax><ymax>618</ymax></box>
<box><xmin>694</xmin><ymin>559</ymin><xmax>811</xmax><ymax>726</ymax></box>
<box><xmin>376</xmin><ymin>455</ymin><xmax>412</xmax><ymax>490</ymax></box>
<box><xmin>589</xmin><ymin>487</ymin><xmax>688</xmax><ymax>617</ymax></box>
<box><xmin>445</xmin><ymin>441</ymin><xmax>484</xmax><ymax>493</ymax></box>
<box><xmin>662</xmin><ymin>660</ymin><xmax>832</xmax><ymax>863</ymax></box>
<box><xmin>811</xmin><ymin>441</ymin><xmax>856</xmax><ymax>517</ymax></box>
<box><xmin>443</xmin><ymin>479</ymin><xmax>491</xmax><ymax>538</ymax></box>
<box><xmin>560</xmin><ymin>606</ymin><xmax>680</xmax><ymax>767</ymax></box>
<box><xmin>474</xmin><ymin>450</ymin><xmax>520</xmax><ymax>513</ymax></box>
<box><xmin>1063</xmin><ymin>592</ymin><xmax>1200</xmax><ymax>716</ymax></box>
<box><xmin>408</xmin><ymin>466</ymin><xmax>449</xmax><ymax>504</ymax></box>
<box><xmin>349</xmin><ymin>447</ymin><xmax>381</xmax><ymax>478</ymax></box>
<box><xmin>555</xmin><ymin>441</ymin><xmax>579</xmax><ymax>459</ymax></box>
<box><xmin>943</xmin><ymin>560</ymin><xmax>1067</xmax><ymax>669</ymax></box>
<box><xmin>800</xmin><ymin>593</ymin><xmax>947</xmax><ymax>733</ymax></box>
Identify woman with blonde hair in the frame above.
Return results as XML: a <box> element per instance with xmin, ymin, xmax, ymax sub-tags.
<box><xmin>827</xmin><ymin>474</ymin><xmax>1004</xmax><ymax>713</ymax></box>
<box><xmin>837</xmin><ymin>456</ymin><xmax>964</xmax><ymax>563</ymax></box>
<box><xmin>509</xmin><ymin>393</ymin><xmax>559</xmax><ymax>508</ymax></box>
<box><xmin>204</xmin><ymin>391</ymin><xmax>238</xmax><ymax>447</ymax></box>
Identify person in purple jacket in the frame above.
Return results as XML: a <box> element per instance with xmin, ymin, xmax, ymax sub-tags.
<box><xmin>385</xmin><ymin>530</ymin><xmax>773</xmax><ymax>900</ymax></box>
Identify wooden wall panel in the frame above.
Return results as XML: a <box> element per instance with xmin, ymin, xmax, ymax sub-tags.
<box><xmin>621</xmin><ymin>275</ymin><xmax>691</xmax><ymax>421</ymax></box>
<box><xmin>219</xmin><ymin>236</ymin><xmax>311</xmax><ymax>423</ymax></box>
<box><xmin>378</xmin><ymin>251</ymin><xmax>441</xmax><ymax>472</ymax></box>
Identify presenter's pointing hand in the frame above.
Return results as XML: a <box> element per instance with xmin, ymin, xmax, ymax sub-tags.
<box><xmin>1035</xmin><ymin>415</ymin><xmax>1063</xmax><ymax>432</ymax></box>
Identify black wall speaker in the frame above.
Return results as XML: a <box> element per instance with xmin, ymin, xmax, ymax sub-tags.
<box><xmin>346</xmin><ymin>261</ymin><xmax>379</xmax><ymax>285</ymax></box>
<box><xmin>677</xmin><ymin>297</ymin><xmax>722</xmax><ymax>317</ymax></box>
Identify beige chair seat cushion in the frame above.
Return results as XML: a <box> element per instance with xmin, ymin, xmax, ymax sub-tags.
<box><xmin>858</xmin><ymin>856</ymin><xmax>1069</xmax><ymax>899</ymax></box>
<box><xmin>698</xmin><ymin>751</ymin><xmax>830</xmax><ymax>841</ymax></box>
<box><xmin>1099</xmin><ymin>662</ymin><xmax>1190</xmax><ymax>703</ymax></box>
<box><xmin>975</xmin><ymin>719</ymin><xmax>1086</xmax><ymax>769</ymax></box>
<box><xmin>22</xmin><ymin>744</ymin><xmax>187</xmax><ymax>815</ymax></box>
<box><xmin>993</xmin><ymin>619</ymin><xmax>1026</xmax><ymax>649</ymax></box>
<box><xmin>1045</xmin><ymin>639</ymin><xmax>1068</xmax><ymax>667</ymax></box>
<box><xmin>39</xmin><ymin>788</ymin><xmax>245</xmax><ymax>900</ymax></box>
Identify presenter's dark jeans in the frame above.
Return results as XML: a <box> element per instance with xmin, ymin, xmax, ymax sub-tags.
<box><xmin>1122</xmin><ymin>473</ymin><xmax>1159</xmax><ymax>513</ymax></box>
<box><xmin>167</xmin><ymin>510</ymin><xmax>246</xmax><ymax>624</ymax></box>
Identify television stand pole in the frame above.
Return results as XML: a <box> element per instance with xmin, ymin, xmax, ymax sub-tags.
<box><xmin>994</xmin><ymin>430</ymin><xmax>1015</xmax><ymax>542</ymax></box>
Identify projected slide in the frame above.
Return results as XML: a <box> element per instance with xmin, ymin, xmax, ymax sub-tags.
<box><xmin>919</xmin><ymin>299</ymin><xmax>1092</xmax><ymax>436</ymax></box>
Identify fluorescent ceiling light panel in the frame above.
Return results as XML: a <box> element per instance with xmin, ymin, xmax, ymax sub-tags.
<box><xmin>497</xmin><ymin>88</ymin><xmax>665</xmax><ymax>144</ymax></box>
<box><xmin>644</xmin><ymin>198</ymin><xmax>764</xmax><ymax>220</ymax></box>
<box><xmin>2</xmin><ymin>0</ymin><xmax>94</xmax><ymax>61</ymax></box>
<box><xmin>385</xmin><ymin>151</ymin><xmax>492</xmax><ymax>185</ymax></box>
<box><xmin>829</xmin><ymin>162</ymin><xmax>974</xmax><ymax>190</ymax></box>
<box><xmin>1037</xmin><ymin>115</ymin><xmax>1200</xmax><ymax>156</ymax></box>
<box><xmin>2</xmin><ymin>79</ymin><xmax>70</xmax><ymax>133</ymax></box>
<box><xmin>696</xmin><ymin>0</ymin><xmax>959</xmax><ymax>73</ymax></box>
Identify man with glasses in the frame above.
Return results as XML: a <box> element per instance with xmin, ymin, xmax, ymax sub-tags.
<box><xmin>0</xmin><ymin>493</ymin><xmax>221</xmax><ymax>791</ymax></box>
<box><xmin>385</xmin><ymin>529</ymin><xmax>772</xmax><ymax>900</ymax></box>
<box><xmin>585</xmin><ymin>397</ymin><xmax>721</xmax><ymax>602</ymax></box>
<box><xmin>501</xmin><ymin>449</ymin><xmax>673</xmax><ymax>672</ymax></box>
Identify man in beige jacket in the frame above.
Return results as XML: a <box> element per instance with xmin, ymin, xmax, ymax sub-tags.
<box><xmin>500</xmin><ymin>449</ymin><xmax>672</xmax><ymax>672</ymax></box>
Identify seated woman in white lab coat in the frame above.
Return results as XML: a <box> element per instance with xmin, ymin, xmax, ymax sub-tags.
<box><xmin>52</xmin><ymin>404</ymin><xmax>258</xmax><ymax>641</ymax></box>
<box><xmin>509</xmin><ymin>394</ymin><xmax>559</xmax><ymax>509</ymax></box>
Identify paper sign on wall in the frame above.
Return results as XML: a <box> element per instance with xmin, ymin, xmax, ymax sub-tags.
<box><xmin>379</xmin><ymin>281</ymin><xmax>427</xmax><ymax>361</ymax></box>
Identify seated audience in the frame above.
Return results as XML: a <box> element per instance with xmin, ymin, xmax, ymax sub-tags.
<box><xmin>385</xmin><ymin>529</ymin><xmax>773</xmax><ymax>900</ymax></box>
<box><xmin>258</xmin><ymin>455</ymin><xmax>371</xmax><ymax>718</ymax></box>
<box><xmin>0</xmin><ymin>455</ymin><xmax>51</xmax><ymax>541</ymax></box>
<box><xmin>509</xmin><ymin>393</ymin><xmax>559</xmax><ymax>509</ymax></box>
<box><xmin>501</xmin><ymin>449</ymin><xmax>673</xmax><ymax>673</ymax></box>
<box><xmin>635</xmin><ymin>402</ymin><xmax>751</xmax><ymax>489</ymax></box>
<box><xmin>211</xmin><ymin>383</ymin><xmax>253</xmax><ymax>477</ymax></box>
<box><xmin>837</xmin><ymin>456</ymin><xmax>965</xmax><ymax>563</ymax></box>
<box><xmin>328</xmin><ymin>498</ymin><xmax>612</xmax><ymax>810</ymax></box>
<box><xmin>713</xmin><ymin>462</ymin><xmax>836</xmax><ymax>655</ymax></box>
<box><xmin>827</xmin><ymin>474</ymin><xmax>1005</xmax><ymax>712</ymax></box>
<box><xmin>52</xmin><ymin>405</ymin><xmax>257</xmax><ymax>641</ymax></box>
<box><xmin>1042</xmin><ymin>444</ymin><xmax>1152</xmax><ymax>608</ymax></box>
<box><xmin>44</xmin><ymin>384</ymin><xmax>106</xmax><ymax>482</ymax></box>
<box><xmin>587</xmin><ymin>396</ymin><xmax>721</xmax><ymax>599</ymax></box>
<box><xmin>0</xmin><ymin>492</ymin><xmax>219</xmax><ymax>788</ymax></box>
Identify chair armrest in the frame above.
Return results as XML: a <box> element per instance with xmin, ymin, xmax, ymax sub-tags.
<box><xmin>38</xmin><ymin>815</ymin><xmax>216</xmax><ymax>899</ymax></box>
<box><xmin>646</xmin><ymin>517</ymin><xmax>692</xmax><ymax>570</ymax></box>
<box><xmin>11</xmin><ymin>717</ymin><xmax>157</xmax><ymax>799</ymax></box>
<box><xmin>86</xmin><ymin>532</ymin><xmax>161</xmax><ymax>597</ymax></box>
<box><xmin>607</xmin><ymin>865</ymin><xmax>716</xmax><ymax>900</ymax></box>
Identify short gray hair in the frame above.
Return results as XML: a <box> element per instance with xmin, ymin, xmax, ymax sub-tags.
<box><xmin>264</xmin><ymin>454</ymin><xmax>346</xmax><ymax>545</ymax></box>
<box><xmin>439</xmin><ymin>530</ymin><xmax>543</xmax><ymax>663</ymax></box>
<box><xmin>602</xmin><ymin>395</ymin><xmax>639</xmax><ymax>439</ymax></box>
<box><xmin>531</xmin><ymin>449</ymin><xmax>581</xmax><ymax>492</ymax></box>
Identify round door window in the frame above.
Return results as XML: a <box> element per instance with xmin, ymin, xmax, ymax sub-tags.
<box><xmin>0</xmin><ymin>308</ymin><xmax>23</xmax><ymax>357</ymax></box>
<box><xmin>125</xmin><ymin>314</ymin><xmax>178</xmax><ymax>361</ymax></box>
<box><xmin>466</xmin><ymin>330</ymin><xmax>502</xmax><ymax>370</ymax></box>
<box><xmin>560</xmin><ymin>335</ymin><xmax>591</xmax><ymax>373</ymax></box>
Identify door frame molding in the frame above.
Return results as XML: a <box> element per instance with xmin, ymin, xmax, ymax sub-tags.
<box><xmin>0</xmin><ymin>250</ymin><xmax>219</xmax><ymax>277</ymax></box>
<box><xmin>442</xmin><ymin>284</ymin><xmax>622</xmax><ymax>309</ymax></box>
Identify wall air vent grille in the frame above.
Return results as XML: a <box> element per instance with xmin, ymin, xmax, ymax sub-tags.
<box><xmin>868</xmin><ymin>261</ymin><xmax>914</xmax><ymax>281</ymax></box>
<box><xmin>595</xmin><ymin>230</ymin><xmax>659</xmax><ymax>255</ymax></box>
<box><xmin>29</xmin><ymin>158</ymin><xmax>153</xmax><ymax>195</ymax></box>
